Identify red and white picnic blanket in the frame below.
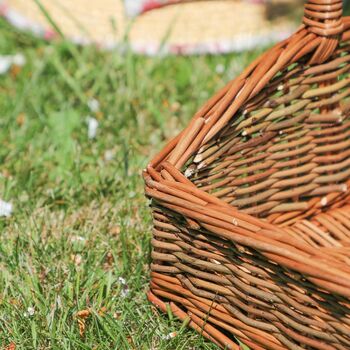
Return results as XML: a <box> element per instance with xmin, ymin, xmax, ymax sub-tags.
<box><xmin>124</xmin><ymin>0</ymin><xmax>266</xmax><ymax>17</ymax></box>
<box><xmin>0</xmin><ymin>0</ymin><xmax>293</xmax><ymax>55</ymax></box>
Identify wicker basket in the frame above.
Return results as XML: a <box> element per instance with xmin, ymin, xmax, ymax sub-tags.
<box><xmin>144</xmin><ymin>0</ymin><xmax>350</xmax><ymax>349</ymax></box>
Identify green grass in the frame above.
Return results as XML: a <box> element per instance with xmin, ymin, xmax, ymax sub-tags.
<box><xmin>0</xmin><ymin>14</ymin><xmax>262</xmax><ymax>350</ymax></box>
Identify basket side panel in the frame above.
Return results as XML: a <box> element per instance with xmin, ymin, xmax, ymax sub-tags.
<box><xmin>149</xmin><ymin>202</ymin><xmax>350</xmax><ymax>349</ymax></box>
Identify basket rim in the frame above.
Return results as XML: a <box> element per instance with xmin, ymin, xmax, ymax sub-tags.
<box><xmin>148</xmin><ymin>18</ymin><xmax>350</xmax><ymax>172</ymax></box>
<box><xmin>144</xmin><ymin>163</ymin><xmax>350</xmax><ymax>298</ymax></box>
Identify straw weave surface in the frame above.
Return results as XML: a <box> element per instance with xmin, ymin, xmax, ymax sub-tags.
<box><xmin>4</xmin><ymin>0</ymin><xmax>295</xmax><ymax>53</ymax></box>
<box><xmin>144</xmin><ymin>0</ymin><xmax>350</xmax><ymax>348</ymax></box>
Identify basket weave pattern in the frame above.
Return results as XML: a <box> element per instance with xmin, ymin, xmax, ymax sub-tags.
<box><xmin>144</xmin><ymin>1</ymin><xmax>350</xmax><ymax>349</ymax></box>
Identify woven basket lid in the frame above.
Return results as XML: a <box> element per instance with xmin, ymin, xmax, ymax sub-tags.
<box><xmin>1</xmin><ymin>0</ymin><xmax>297</xmax><ymax>54</ymax></box>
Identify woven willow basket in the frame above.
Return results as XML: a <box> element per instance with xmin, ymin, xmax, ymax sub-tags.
<box><xmin>143</xmin><ymin>1</ymin><xmax>350</xmax><ymax>349</ymax></box>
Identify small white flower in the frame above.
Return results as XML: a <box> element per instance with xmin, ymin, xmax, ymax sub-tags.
<box><xmin>120</xmin><ymin>287</ymin><xmax>130</xmax><ymax>298</ymax></box>
<box><xmin>128</xmin><ymin>191</ymin><xmax>136</xmax><ymax>199</ymax></box>
<box><xmin>56</xmin><ymin>295</ymin><xmax>62</xmax><ymax>309</ymax></box>
<box><xmin>73</xmin><ymin>254</ymin><xmax>82</xmax><ymax>266</ymax></box>
<box><xmin>118</xmin><ymin>277</ymin><xmax>130</xmax><ymax>297</ymax></box>
<box><xmin>104</xmin><ymin>149</ymin><xmax>114</xmax><ymax>161</ymax></box>
<box><xmin>87</xmin><ymin>98</ymin><xmax>100</xmax><ymax>113</ymax></box>
<box><xmin>118</xmin><ymin>277</ymin><xmax>126</xmax><ymax>285</ymax></box>
<box><xmin>0</xmin><ymin>56</ymin><xmax>13</xmax><ymax>74</ymax></box>
<box><xmin>71</xmin><ymin>235</ymin><xmax>86</xmax><ymax>243</ymax></box>
<box><xmin>87</xmin><ymin>117</ymin><xmax>99</xmax><ymax>139</ymax></box>
<box><xmin>25</xmin><ymin>306</ymin><xmax>35</xmax><ymax>317</ymax></box>
<box><xmin>164</xmin><ymin>331</ymin><xmax>177</xmax><ymax>340</ymax></box>
<box><xmin>0</xmin><ymin>199</ymin><xmax>13</xmax><ymax>217</ymax></box>
<box><xmin>215</xmin><ymin>63</ymin><xmax>225</xmax><ymax>74</ymax></box>
<box><xmin>12</xmin><ymin>53</ymin><xmax>26</xmax><ymax>66</ymax></box>
<box><xmin>0</xmin><ymin>54</ymin><xmax>26</xmax><ymax>75</ymax></box>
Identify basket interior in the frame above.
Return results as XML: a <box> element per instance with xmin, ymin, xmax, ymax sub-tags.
<box><xmin>185</xmin><ymin>43</ymin><xmax>350</xmax><ymax>227</ymax></box>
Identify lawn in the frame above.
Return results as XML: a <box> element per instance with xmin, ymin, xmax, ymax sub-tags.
<box><xmin>0</xmin><ymin>15</ymin><xmax>263</xmax><ymax>350</ymax></box>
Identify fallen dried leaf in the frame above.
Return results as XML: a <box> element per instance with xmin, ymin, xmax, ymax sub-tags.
<box><xmin>78</xmin><ymin>318</ymin><xmax>85</xmax><ymax>337</ymax></box>
<box><xmin>127</xmin><ymin>335</ymin><xmax>136</xmax><ymax>350</ymax></box>
<box><xmin>103</xmin><ymin>252</ymin><xmax>114</xmax><ymax>270</ymax></box>
<box><xmin>98</xmin><ymin>306</ymin><xmax>107</xmax><ymax>316</ymax></box>
<box><xmin>16</xmin><ymin>113</ymin><xmax>25</xmax><ymax>126</ymax></box>
<box><xmin>76</xmin><ymin>309</ymin><xmax>91</xmax><ymax>337</ymax></box>
<box><xmin>76</xmin><ymin>309</ymin><xmax>91</xmax><ymax>319</ymax></box>
<box><xmin>109</xmin><ymin>225</ymin><xmax>120</xmax><ymax>236</ymax></box>
<box><xmin>5</xmin><ymin>342</ymin><xmax>16</xmax><ymax>350</ymax></box>
<box><xmin>10</xmin><ymin>64</ymin><xmax>22</xmax><ymax>78</ymax></box>
<box><xmin>1</xmin><ymin>169</ymin><xmax>11</xmax><ymax>178</ymax></box>
<box><xmin>39</xmin><ymin>267</ymin><xmax>49</xmax><ymax>283</ymax></box>
<box><xmin>71</xmin><ymin>254</ymin><xmax>82</xmax><ymax>266</ymax></box>
<box><xmin>9</xmin><ymin>298</ymin><xmax>20</xmax><ymax>306</ymax></box>
<box><xmin>113</xmin><ymin>311</ymin><xmax>121</xmax><ymax>319</ymax></box>
<box><xmin>96</xmin><ymin>111</ymin><xmax>103</xmax><ymax>120</ymax></box>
